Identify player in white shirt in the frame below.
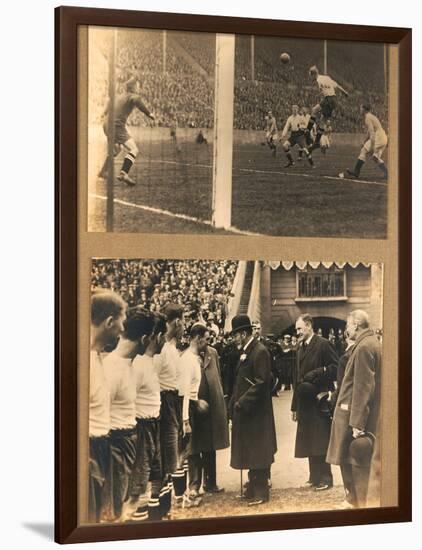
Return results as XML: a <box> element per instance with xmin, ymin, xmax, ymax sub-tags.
<box><xmin>320</xmin><ymin>120</ymin><xmax>332</xmax><ymax>154</ymax></box>
<box><xmin>103</xmin><ymin>307</ymin><xmax>155</xmax><ymax>521</ymax></box>
<box><xmin>262</xmin><ymin>110</ymin><xmax>278</xmax><ymax>156</ymax></box>
<box><xmin>155</xmin><ymin>304</ymin><xmax>186</xmax><ymax>505</ymax></box>
<box><xmin>127</xmin><ymin>313</ymin><xmax>171</xmax><ymax>521</ymax></box>
<box><xmin>177</xmin><ymin>323</ymin><xmax>211</xmax><ymax>507</ymax></box>
<box><xmin>306</xmin><ymin>65</ymin><xmax>349</xmax><ymax>152</ymax></box>
<box><xmin>297</xmin><ymin>107</ymin><xmax>314</xmax><ymax>161</ymax></box>
<box><xmin>281</xmin><ymin>105</ymin><xmax>314</xmax><ymax>168</ymax></box>
<box><xmin>89</xmin><ymin>289</ymin><xmax>127</xmax><ymax>523</ymax></box>
<box><xmin>344</xmin><ymin>104</ymin><xmax>388</xmax><ymax>180</ymax></box>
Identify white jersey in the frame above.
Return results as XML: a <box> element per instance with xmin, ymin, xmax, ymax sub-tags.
<box><xmin>316</xmin><ymin>74</ymin><xmax>338</xmax><ymax>97</ymax></box>
<box><xmin>282</xmin><ymin>114</ymin><xmax>307</xmax><ymax>136</ymax></box>
<box><xmin>132</xmin><ymin>354</ymin><xmax>161</xmax><ymax>419</ymax></box>
<box><xmin>156</xmin><ymin>341</ymin><xmax>182</xmax><ymax>392</ymax></box>
<box><xmin>364</xmin><ymin>112</ymin><xmax>387</xmax><ymax>146</ymax></box>
<box><xmin>179</xmin><ymin>347</ymin><xmax>202</xmax><ymax>421</ymax></box>
<box><xmin>89</xmin><ymin>351</ymin><xmax>111</xmax><ymax>437</ymax></box>
<box><xmin>103</xmin><ymin>352</ymin><xmax>137</xmax><ymax>430</ymax></box>
<box><xmin>265</xmin><ymin>116</ymin><xmax>278</xmax><ymax>134</ymax></box>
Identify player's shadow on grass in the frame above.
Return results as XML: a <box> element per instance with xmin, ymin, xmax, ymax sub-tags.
<box><xmin>22</xmin><ymin>523</ymin><xmax>54</xmax><ymax>540</ymax></box>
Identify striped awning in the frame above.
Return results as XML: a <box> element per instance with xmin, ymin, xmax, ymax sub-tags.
<box><xmin>264</xmin><ymin>261</ymin><xmax>372</xmax><ymax>271</ymax></box>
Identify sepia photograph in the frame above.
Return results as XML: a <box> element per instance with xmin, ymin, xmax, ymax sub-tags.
<box><xmin>55</xmin><ymin>4</ymin><xmax>410</xmax><ymax>546</ymax></box>
<box><xmin>85</xmin><ymin>27</ymin><xmax>390</xmax><ymax>238</ymax></box>
<box><xmin>87</xmin><ymin>258</ymin><xmax>384</xmax><ymax>524</ymax></box>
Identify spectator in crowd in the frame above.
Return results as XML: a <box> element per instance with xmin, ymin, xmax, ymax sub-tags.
<box><xmin>280</xmin><ymin>334</ymin><xmax>294</xmax><ymax>391</ymax></box>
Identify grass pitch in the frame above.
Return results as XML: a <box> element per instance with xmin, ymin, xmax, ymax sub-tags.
<box><xmin>88</xmin><ymin>139</ymin><xmax>387</xmax><ymax>238</ymax></box>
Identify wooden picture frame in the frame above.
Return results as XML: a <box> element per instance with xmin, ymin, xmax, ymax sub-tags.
<box><xmin>55</xmin><ymin>5</ymin><xmax>411</xmax><ymax>544</ymax></box>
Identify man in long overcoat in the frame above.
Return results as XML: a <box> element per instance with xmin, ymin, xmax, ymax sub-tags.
<box><xmin>291</xmin><ymin>314</ymin><xmax>338</xmax><ymax>490</ymax></box>
<box><xmin>230</xmin><ymin>315</ymin><xmax>277</xmax><ymax>505</ymax></box>
<box><xmin>326</xmin><ymin>310</ymin><xmax>381</xmax><ymax>507</ymax></box>
<box><xmin>189</xmin><ymin>344</ymin><xmax>230</xmax><ymax>494</ymax></box>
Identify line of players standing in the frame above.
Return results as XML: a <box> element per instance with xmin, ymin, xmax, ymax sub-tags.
<box><xmin>90</xmin><ymin>290</ymin><xmax>232</xmax><ymax>525</ymax></box>
<box><xmin>89</xmin><ymin>286</ymin><xmax>350</xmax><ymax>524</ymax></box>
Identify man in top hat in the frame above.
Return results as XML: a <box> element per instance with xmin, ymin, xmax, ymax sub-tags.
<box><xmin>291</xmin><ymin>314</ymin><xmax>338</xmax><ymax>491</ymax></box>
<box><xmin>326</xmin><ymin>310</ymin><xmax>381</xmax><ymax>508</ymax></box>
<box><xmin>229</xmin><ymin>315</ymin><xmax>277</xmax><ymax>506</ymax></box>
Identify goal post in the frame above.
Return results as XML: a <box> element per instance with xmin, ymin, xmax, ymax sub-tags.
<box><xmin>106</xmin><ymin>29</ymin><xmax>117</xmax><ymax>233</ymax></box>
<box><xmin>212</xmin><ymin>33</ymin><xmax>235</xmax><ymax>230</ymax></box>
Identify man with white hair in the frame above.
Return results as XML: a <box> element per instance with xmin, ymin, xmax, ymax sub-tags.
<box><xmin>327</xmin><ymin>310</ymin><xmax>381</xmax><ymax>508</ymax></box>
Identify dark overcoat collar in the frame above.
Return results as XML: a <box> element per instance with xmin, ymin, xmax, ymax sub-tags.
<box><xmin>299</xmin><ymin>333</ymin><xmax>318</xmax><ymax>360</ymax></box>
<box><xmin>202</xmin><ymin>346</ymin><xmax>212</xmax><ymax>369</ymax></box>
<box><xmin>243</xmin><ymin>337</ymin><xmax>258</xmax><ymax>358</ymax></box>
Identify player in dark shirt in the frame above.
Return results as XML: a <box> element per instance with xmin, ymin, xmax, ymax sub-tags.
<box><xmin>100</xmin><ymin>77</ymin><xmax>155</xmax><ymax>186</ymax></box>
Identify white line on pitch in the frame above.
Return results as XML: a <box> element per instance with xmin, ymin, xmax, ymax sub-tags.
<box><xmin>89</xmin><ymin>193</ymin><xmax>264</xmax><ymax>237</ymax></box>
<box><xmin>149</xmin><ymin>159</ymin><xmax>211</xmax><ymax>169</ymax></box>
<box><xmin>237</xmin><ymin>167</ymin><xmax>386</xmax><ymax>186</ymax></box>
<box><xmin>147</xmin><ymin>159</ymin><xmax>386</xmax><ymax>187</ymax></box>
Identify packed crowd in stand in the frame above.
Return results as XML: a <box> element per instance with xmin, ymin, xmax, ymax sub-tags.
<box><xmin>90</xmin><ymin>30</ymin><xmax>387</xmax><ymax>132</ymax></box>
<box><xmin>169</xmin><ymin>32</ymin><xmax>216</xmax><ymax>76</ymax></box>
<box><xmin>234</xmin><ymin>80</ymin><xmax>387</xmax><ymax>131</ymax></box>
<box><xmin>91</xmin><ymin>259</ymin><xmax>237</xmax><ymax>334</ymax></box>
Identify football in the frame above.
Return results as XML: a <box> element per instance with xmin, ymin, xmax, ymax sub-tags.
<box><xmin>280</xmin><ymin>52</ymin><xmax>291</xmax><ymax>64</ymax></box>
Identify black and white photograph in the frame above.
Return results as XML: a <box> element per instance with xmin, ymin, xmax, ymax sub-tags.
<box><xmin>86</xmin><ymin>27</ymin><xmax>390</xmax><ymax>238</ymax></box>
<box><xmin>87</xmin><ymin>258</ymin><xmax>383</xmax><ymax>524</ymax></box>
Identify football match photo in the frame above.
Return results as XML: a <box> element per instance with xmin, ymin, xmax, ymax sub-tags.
<box><xmin>85</xmin><ymin>27</ymin><xmax>390</xmax><ymax>238</ymax></box>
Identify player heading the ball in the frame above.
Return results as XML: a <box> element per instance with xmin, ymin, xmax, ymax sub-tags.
<box><xmin>306</xmin><ymin>65</ymin><xmax>349</xmax><ymax>153</ymax></box>
<box><xmin>281</xmin><ymin>105</ymin><xmax>314</xmax><ymax>168</ymax></box>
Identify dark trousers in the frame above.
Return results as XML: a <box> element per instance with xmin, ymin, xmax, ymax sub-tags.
<box><xmin>88</xmin><ymin>435</ymin><xmax>111</xmax><ymax>523</ymax></box>
<box><xmin>129</xmin><ymin>417</ymin><xmax>162</xmax><ymax>499</ymax></box>
<box><xmin>246</xmin><ymin>467</ymin><xmax>270</xmax><ymax>501</ymax></box>
<box><xmin>308</xmin><ymin>455</ymin><xmax>333</xmax><ymax>486</ymax></box>
<box><xmin>109</xmin><ymin>428</ymin><xmax>137</xmax><ymax>518</ymax></box>
<box><xmin>160</xmin><ymin>390</ymin><xmax>181</xmax><ymax>476</ymax></box>
<box><xmin>188</xmin><ymin>451</ymin><xmax>217</xmax><ymax>492</ymax></box>
<box><xmin>340</xmin><ymin>463</ymin><xmax>371</xmax><ymax>507</ymax></box>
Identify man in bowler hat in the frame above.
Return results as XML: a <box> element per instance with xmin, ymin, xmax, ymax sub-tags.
<box><xmin>229</xmin><ymin>315</ymin><xmax>277</xmax><ymax>506</ymax></box>
<box><xmin>326</xmin><ymin>310</ymin><xmax>381</xmax><ymax>507</ymax></box>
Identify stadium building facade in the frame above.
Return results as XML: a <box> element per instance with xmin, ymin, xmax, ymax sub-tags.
<box><xmin>226</xmin><ymin>261</ymin><xmax>383</xmax><ymax>337</ymax></box>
